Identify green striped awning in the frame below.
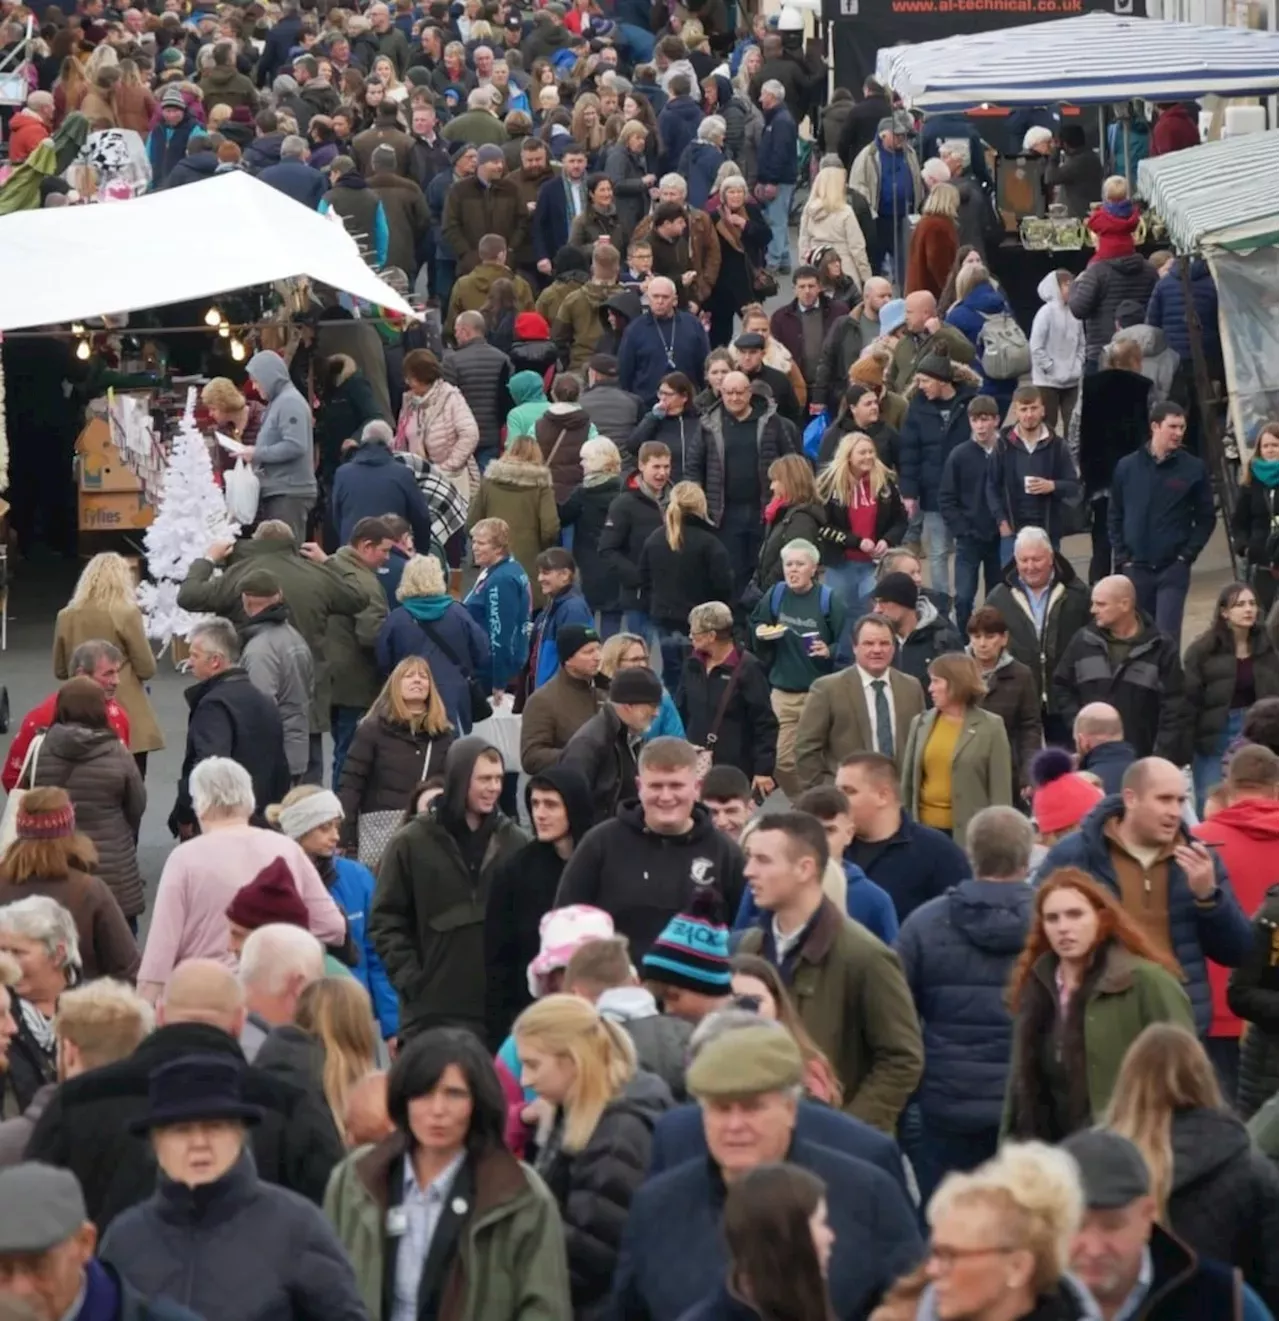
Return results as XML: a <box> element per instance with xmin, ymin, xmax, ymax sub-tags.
<box><xmin>1138</xmin><ymin>130</ymin><xmax>1280</xmax><ymax>253</ymax></box>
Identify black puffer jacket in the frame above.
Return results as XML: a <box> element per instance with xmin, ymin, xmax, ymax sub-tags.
<box><xmin>336</xmin><ymin>712</ymin><xmax>454</xmax><ymax>849</ymax></box>
<box><xmin>1182</xmin><ymin>625</ymin><xmax>1279</xmax><ymax>755</ymax></box>
<box><xmin>624</xmin><ymin>408</ymin><xmax>711</xmax><ymax>484</ymax></box>
<box><xmin>688</xmin><ymin>396</ymin><xmax>789</xmax><ymax>525</ymax></box>
<box><xmin>1166</xmin><ymin>1107</ymin><xmax>1279</xmax><ymax>1313</ymax></box>
<box><xmin>1232</xmin><ymin>475</ymin><xmax>1280</xmax><ymax>570</ymax></box>
<box><xmin>533</xmin><ymin>1076</ymin><xmax>672</xmax><ymax>1321</ymax></box>
<box><xmin>597</xmin><ymin>476</ymin><xmax>667</xmax><ymax>611</ymax></box>
<box><xmin>677</xmin><ymin>651</ymin><xmax>778</xmax><ymax>780</ymax></box>
<box><xmin>638</xmin><ymin>515</ymin><xmax>735</xmax><ymax>630</ymax></box>
<box><xmin>558</xmin><ymin>705</ymin><xmax>642</xmax><ymax>827</ymax></box>
<box><xmin>559</xmin><ymin>477</ymin><xmax>622</xmax><ymax>613</ymax></box>
<box><xmin>1228</xmin><ymin>885</ymin><xmax>1278</xmax><ymax>1121</ymax></box>
<box><xmin>1068</xmin><ymin>253</ymin><xmax>1158</xmax><ymax>364</ymax></box>
<box><xmin>31</xmin><ymin>723</ymin><xmax>147</xmax><ymax>918</ymax></box>
<box><xmin>756</xmin><ymin>501</ymin><xmax>828</xmax><ymax>590</ymax></box>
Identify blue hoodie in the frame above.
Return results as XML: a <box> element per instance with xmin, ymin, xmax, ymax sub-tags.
<box><xmin>734</xmin><ymin>861</ymin><xmax>898</xmax><ymax>945</ymax></box>
<box><xmin>463</xmin><ymin>555</ymin><xmax>532</xmax><ymax>690</ymax></box>
<box><xmin>529</xmin><ymin>585</ymin><xmax>594</xmax><ymax>688</ymax></box>
<box><xmin>657</xmin><ymin>93</ymin><xmax>705</xmax><ymax>176</ymax></box>
<box><xmin>328</xmin><ymin>856</ymin><xmax>399</xmax><ymax>1039</ymax></box>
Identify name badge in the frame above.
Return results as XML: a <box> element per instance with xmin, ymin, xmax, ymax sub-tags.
<box><xmin>451</xmin><ymin>1197</ymin><xmax>469</xmax><ymax>1216</ymax></box>
<box><xmin>386</xmin><ymin>1207</ymin><xmax>408</xmax><ymax>1237</ymax></box>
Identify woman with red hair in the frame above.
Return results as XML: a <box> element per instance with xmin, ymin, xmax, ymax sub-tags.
<box><xmin>1002</xmin><ymin>868</ymin><xmax>1193</xmax><ymax>1143</ymax></box>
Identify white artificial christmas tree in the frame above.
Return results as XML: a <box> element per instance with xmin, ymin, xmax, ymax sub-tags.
<box><xmin>137</xmin><ymin>387</ymin><xmax>239</xmax><ymax>646</ymax></box>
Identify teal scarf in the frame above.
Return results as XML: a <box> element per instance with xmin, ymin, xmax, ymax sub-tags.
<box><xmin>1251</xmin><ymin>457</ymin><xmax>1279</xmax><ymax>488</ymax></box>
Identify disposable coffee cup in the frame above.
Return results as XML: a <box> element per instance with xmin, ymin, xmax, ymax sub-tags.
<box><xmin>803</xmin><ymin>632</ymin><xmax>821</xmax><ymax>654</ymax></box>
<box><xmin>1024</xmin><ymin>476</ymin><xmax>1036</xmax><ymax>492</ymax></box>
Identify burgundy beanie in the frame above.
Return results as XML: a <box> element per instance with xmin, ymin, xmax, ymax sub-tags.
<box><xmin>16</xmin><ymin>798</ymin><xmax>76</xmax><ymax>840</ymax></box>
<box><xmin>226</xmin><ymin>857</ymin><xmax>309</xmax><ymax>931</ymax></box>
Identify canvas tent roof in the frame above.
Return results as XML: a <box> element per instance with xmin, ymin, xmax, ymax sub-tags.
<box><xmin>1138</xmin><ymin>129</ymin><xmax>1280</xmax><ymax>251</ymax></box>
<box><xmin>0</xmin><ymin>170</ymin><xmax>416</xmax><ymax>332</ymax></box>
<box><xmin>876</xmin><ymin>13</ymin><xmax>1280</xmax><ymax>110</ymax></box>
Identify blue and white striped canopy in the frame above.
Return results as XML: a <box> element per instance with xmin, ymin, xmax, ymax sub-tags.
<box><xmin>1138</xmin><ymin>130</ymin><xmax>1279</xmax><ymax>251</ymax></box>
<box><xmin>876</xmin><ymin>13</ymin><xmax>1280</xmax><ymax>110</ymax></box>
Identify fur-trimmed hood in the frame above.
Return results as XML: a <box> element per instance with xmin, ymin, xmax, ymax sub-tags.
<box><xmin>325</xmin><ymin>354</ymin><xmax>358</xmax><ymax>389</ymax></box>
<box><xmin>483</xmin><ymin>457</ymin><xmax>553</xmax><ymax>488</ymax></box>
<box><xmin>903</xmin><ymin>360</ymin><xmax>983</xmax><ymax>399</ymax></box>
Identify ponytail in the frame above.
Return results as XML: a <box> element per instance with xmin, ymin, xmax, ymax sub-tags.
<box><xmin>664</xmin><ymin>480</ymin><xmax>708</xmax><ymax>552</ymax></box>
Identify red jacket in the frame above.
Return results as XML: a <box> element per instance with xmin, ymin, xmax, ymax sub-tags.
<box><xmin>8</xmin><ymin>109</ymin><xmax>51</xmax><ymax>164</ymax></box>
<box><xmin>1151</xmin><ymin>104</ymin><xmax>1201</xmax><ymax>157</ymax></box>
<box><xmin>1193</xmin><ymin>796</ymin><xmax>1280</xmax><ymax>1038</ymax></box>
<box><xmin>1</xmin><ymin>692</ymin><xmax>131</xmax><ymax>792</ymax></box>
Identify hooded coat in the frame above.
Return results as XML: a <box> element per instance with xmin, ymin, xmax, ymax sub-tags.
<box><xmin>535</xmin><ymin>404</ymin><xmax>597</xmax><ymax>504</ymax></box>
<box><xmin>1227</xmin><ymin>884</ymin><xmax>1279</xmax><ymax>1120</ymax></box>
<box><xmin>467</xmin><ymin>458</ymin><xmax>560</xmax><ymax>608</ymax></box>
<box><xmin>555</xmin><ymin>800</ymin><xmax>746</xmax><ymax>962</ymax></box>
<box><xmin>1030</xmin><ymin>271</ymin><xmax>1086</xmax><ymax>389</ymax></box>
<box><xmin>200</xmin><ymin>62</ymin><xmax>261</xmax><ymax>115</ymax></box>
<box><xmin>246</xmin><ymin>350</ymin><xmax>317</xmax><ymax>502</ymax></box>
<box><xmin>558</xmin><ymin>475</ymin><xmax>623</xmax><ymax>614</ymax></box>
<box><xmin>1110</xmin><ymin>322</ymin><xmax>1180</xmax><ymax>400</ymax></box>
<box><xmin>553</xmin><ymin>281</ymin><xmax>624</xmax><ymax>372</ymax></box>
<box><xmin>332</xmin><ymin>443</ymin><xmax>435</xmax><ymax>549</ymax></box>
<box><xmin>896</xmin><ymin>879</ymin><xmax>1033</xmax><ymax>1131</ymax></box>
<box><xmin>238</xmin><ymin>605</ymin><xmax>314</xmax><ymax>778</ymax></box>
<box><xmin>369</xmin><ymin>736</ymin><xmax>528</xmax><ymax>1037</ymax></box>
<box><xmin>505</xmin><ymin>369</ymin><xmax>553</xmax><ymax>439</ymax></box>
<box><xmin>483</xmin><ymin>766</ymin><xmax>595</xmax><ymax>1046</ymax></box>
<box><xmin>1069</xmin><ymin>253</ymin><xmax>1159</xmax><ymax>364</ymax></box>
<box><xmin>376</xmin><ymin>594</ymin><xmax>490</xmax><ymax>735</ymax></box>
<box><xmin>597</xmin><ymin>473</ymin><xmax>667</xmax><ymax>610</ymax></box>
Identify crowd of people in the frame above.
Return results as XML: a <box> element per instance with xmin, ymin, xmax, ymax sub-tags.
<box><xmin>2</xmin><ymin>2</ymin><xmax>1279</xmax><ymax>1319</ymax></box>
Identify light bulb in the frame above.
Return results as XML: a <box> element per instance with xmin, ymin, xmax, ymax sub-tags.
<box><xmin>218</xmin><ymin>324</ymin><xmax>231</xmax><ymax>339</ymax></box>
<box><xmin>204</xmin><ymin>306</ymin><xmax>224</xmax><ymax>327</ymax></box>
<box><xmin>75</xmin><ymin>339</ymin><xmax>91</xmax><ymax>360</ymax></box>
<box><xmin>71</xmin><ymin>322</ymin><xmax>85</xmax><ymax>335</ymax></box>
<box><xmin>230</xmin><ymin>338</ymin><xmax>246</xmax><ymax>362</ymax></box>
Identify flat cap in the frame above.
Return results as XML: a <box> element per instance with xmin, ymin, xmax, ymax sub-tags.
<box><xmin>733</xmin><ymin>331</ymin><xmax>765</xmax><ymax>350</ymax></box>
<box><xmin>686</xmin><ymin>1024</ymin><xmax>803</xmax><ymax>1098</ymax></box>
<box><xmin>238</xmin><ymin>568</ymin><xmax>281</xmax><ymax>597</ymax></box>
<box><xmin>1062</xmin><ymin>1129</ymin><xmax>1150</xmax><ymax>1209</ymax></box>
<box><xmin>0</xmin><ymin>1164</ymin><xmax>87</xmax><ymax>1253</ymax></box>
<box><xmin>586</xmin><ymin>352</ymin><xmax>618</xmax><ymax>375</ymax></box>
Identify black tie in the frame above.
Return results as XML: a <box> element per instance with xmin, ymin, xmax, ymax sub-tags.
<box><xmin>872</xmin><ymin>679</ymin><xmax>893</xmax><ymax>758</ymax></box>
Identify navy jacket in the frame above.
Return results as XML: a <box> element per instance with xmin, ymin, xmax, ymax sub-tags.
<box><xmin>375</xmin><ymin>601</ymin><xmax>490</xmax><ymax>734</ymax></box>
<box><xmin>256</xmin><ymin>11</ymin><xmax>301</xmax><ymax>86</ymax></box>
<box><xmin>648</xmin><ymin>1100</ymin><xmax>907</xmax><ymax>1196</ymax></box>
<box><xmin>619</xmin><ymin>311</ymin><xmax>710</xmax><ymax>406</ymax></box>
<box><xmin>1078</xmin><ymin>739</ymin><xmax>1136</xmax><ymax>795</ymax></box>
<box><xmin>257</xmin><ymin>157</ymin><xmax>326</xmax><ymax>209</ymax></box>
<box><xmin>617</xmin><ymin>1137</ymin><xmax>921</xmax><ymax>1321</ymax></box>
<box><xmin>242</xmin><ymin>131</ymin><xmax>286</xmax><ymax>174</ymax></box>
<box><xmin>756</xmin><ymin>103</ymin><xmax>798</xmax><ymax>185</ymax></box>
<box><xmin>678</xmin><ymin>139</ymin><xmax>726</xmax><ymax>211</ymax></box>
<box><xmin>532</xmin><ymin>173</ymin><xmax>583</xmax><ymax>265</ymax></box>
<box><xmin>938</xmin><ymin>437</ymin><xmax>999</xmax><ymax>542</ymax></box>
<box><xmin>896</xmin><ymin>879</ymin><xmax>1033</xmax><ymax>1131</ymax></box>
<box><xmin>1108</xmin><ymin>444</ymin><xmax>1215</xmax><ymax>570</ymax></box>
<box><xmin>656</xmin><ymin>94</ymin><xmax>704</xmax><ymax>176</ymax></box>
<box><xmin>331</xmin><ymin>444</ymin><xmax>434</xmax><ymax>549</ymax></box>
<box><xmin>1035</xmin><ymin>795</ymin><xmax>1254</xmax><ymax>1035</ymax></box>
<box><xmin>898</xmin><ymin>384</ymin><xmax>978</xmax><ymax>512</ymax></box>
<box><xmin>986</xmin><ymin>431</ymin><xmax>1081</xmax><ymax>539</ymax></box>
<box><xmin>1147</xmin><ymin>258</ymin><xmax>1221</xmax><ymax>366</ymax></box>
<box><xmin>845</xmin><ymin>812</ymin><xmax>972</xmax><ymax>923</ymax></box>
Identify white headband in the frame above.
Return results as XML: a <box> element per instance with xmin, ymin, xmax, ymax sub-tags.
<box><xmin>278</xmin><ymin>790</ymin><xmax>344</xmax><ymax>840</ymax></box>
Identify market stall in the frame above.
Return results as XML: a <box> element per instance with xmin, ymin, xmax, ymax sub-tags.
<box><xmin>1138</xmin><ymin>129</ymin><xmax>1279</xmax><ymax>452</ymax></box>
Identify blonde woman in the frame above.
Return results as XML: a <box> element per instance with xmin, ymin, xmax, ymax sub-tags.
<box><xmin>871</xmin><ymin>1142</ymin><xmax>1091</xmax><ymax>1321</ymax></box>
<box><xmin>946</xmin><ymin>260</ymin><xmax>1020</xmax><ymax>414</ymax></box>
<box><xmin>515</xmin><ymin>993</ymin><xmax>667</xmax><ymax>1317</ymax></box>
<box><xmin>599</xmin><ymin>633</ymin><xmax>685</xmax><ymax>740</ymax></box>
<box><xmin>906</xmin><ymin>182</ymin><xmax>960</xmax><ymax>298</ymax></box>
<box><xmin>816</xmin><ymin>432</ymin><xmax>906</xmax><ymax>609</ymax></box>
<box><xmin>338</xmin><ymin>654</ymin><xmax>455</xmax><ymax>867</ymax></box>
<box><xmin>114</xmin><ymin>58</ymin><xmax>156</xmax><ymax>135</ymax></box>
<box><xmin>799</xmin><ymin>165</ymin><xmax>872</xmax><ymax>292</ymax></box>
<box><xmin>559</xmin><ymin>436</ymin><xmax>623</xmax><ymax>634</ymax></box>
<box><xmin>294</xmin><ymin>977</ymin><xmax>379</xmax><ymax>1138</ymax></box>
<box><xmin>267</xmin><ymin>784</ymin><xmax>400</xmax><ymax>1041</ymax></box>
<box><xmin>201</xmin><ymin>375</ymin><xmax>265</xmax><ymax>476</ymax></box>
<box><xmin>53</xmin><ymin>553</ymin><xmax>163</xmax><ymax>774</ymax></box>
<box><xmin>1105</xmin><ymin>1022</ymin><xmax>1277</xmax><ymax>1303</ymax></box>
<box><xmin>467</xmin><ymin>435</ymin><xmax>560</xmax><ymax>608</ymax></box>
<box><xmin>570</xmin><ymin>91</ymin><xmax>607</xmax><ymax>164</ymax></box>
<box><xmin>757</xmin><ymin>453</ymin><xmax>827</xmax><ymax>590</ymax></box>
<box><xmin>370</xmin><ymin>54</ymin><xmax>406</xmax><ymax>103</ymax></box>
<box><xmin>376</xmin><ymin>556</ymin><xmax>489</xmax><ymax>734</ymax></box>
<box><xmin>637</xmin><ymin>481</ymin><xmax>733</xmax><ymax>692</ymax></box>
<box><xmin>604</xmin><ymin>118</ymin><xmax>656</xmax><ymax>239</ymax></box>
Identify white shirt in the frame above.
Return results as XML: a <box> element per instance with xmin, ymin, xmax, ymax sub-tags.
<box><xmin>392</xmin><ymin>1150</ymin><xmax>467</xmax><ymax>1321</ymax></box>
<box><xmin>857</xmin><ymin>664</ymin><xmax>896</xmax><ymax>756</ymax></box>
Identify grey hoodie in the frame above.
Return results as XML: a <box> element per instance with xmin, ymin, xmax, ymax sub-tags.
<box><xmin>1109</xmin><ymin>324</ymin><xmax>1179</xmax><ymax>401</ymax></box>
<box><xmin>246</xmin><ymin>350</ymin><xmax>318</xmax><ymax>501</ymax></box>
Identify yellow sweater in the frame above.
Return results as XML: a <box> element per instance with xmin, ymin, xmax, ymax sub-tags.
<box><xmin>919</xmin><ymin>715</ymin><xmax>963</xmax><ymax>830</ymax></box>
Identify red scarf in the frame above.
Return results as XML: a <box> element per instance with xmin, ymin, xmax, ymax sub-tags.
<box><xmin>764</xmin><ymin>496</ymin><xmax>788</xmax><ymax>526</ymax></box>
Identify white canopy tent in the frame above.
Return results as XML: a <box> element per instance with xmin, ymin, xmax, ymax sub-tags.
<box><xmin>0</xmin><ymin>170</ymin><xmax>416</xmax><ymax>331</ymax></box>
<box><xmin>875</xmin><ymin>13</ymin><xmax>1280</xmax><ymax>110</ymax></box>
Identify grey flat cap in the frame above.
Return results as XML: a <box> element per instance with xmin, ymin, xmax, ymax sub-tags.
<box><xmin>0</xmin><ymin>1164</ymin><xmax>87</xmax><ymax>1253</ymax></box>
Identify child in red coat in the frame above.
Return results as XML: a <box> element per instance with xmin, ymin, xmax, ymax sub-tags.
<box><xmin>1087</xmin><ymin>175</ymin><xmax>1141</xmax><ymax>264</ymax></box>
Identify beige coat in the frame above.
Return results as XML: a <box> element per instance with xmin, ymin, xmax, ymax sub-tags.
<box><xmin>793</xmin><ymin>666</ymin><xmax>924</xmax><ymax>788</ymax></box>
<box><xmin>467</xmin><ymin>458</ymin><xmax>560</xmax><ymax>608</ymax></box>
<box><xmin>900</xmin><ymin>704</ymin><xmax>1013</xmax><ymax>845</ymax></box>
<box><xmin>798</xmin><ymin>198</ymin><xmax>873</xmax><ymax>287</ymax></box>
<box><xmin>53</xmin><ymin>604</ymin><xmax>164</xmax><ymax>754</ymax></box>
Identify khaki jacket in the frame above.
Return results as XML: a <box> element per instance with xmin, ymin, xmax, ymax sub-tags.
<box><xmin>793</xmin><ymin>666</ymin><xmax>924</xmax><ymax>788</ymax></box>
<box><xmin>900</xmin><ymin>704</ymin><xmax>1014</xmax><ymax>845</ymax></box>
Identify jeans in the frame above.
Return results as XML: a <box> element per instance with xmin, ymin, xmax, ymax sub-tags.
<box><xmin>921</xmin><ymin>510</ymin><xmax>954</xmax><ymax>601</ymax></box>
<box><xmin>624</xmin><ymin>608</ymin><xmax>657</xmax><ymax>651</ymax></box>
<box><xmin>954</xmin><ymin>535</ymin><xmax>1003</xmax><ymax>633</ymax></box>
<box><xmin>1124</xmin><ymin>559</ymin><xmax>1191</xmax><ymax>643</ymax></box>
<box><xmin>1089</xmin><ymin>495</ymin><xmax>1114</xmax><ymax>584</ymax></box>
<box><xmin>823</xmin><ymin>559</ymin><xmax>877</xmax><ymax>617</ymax></box>
<box><xmin>331</xmin><ymin>705</ymin><xmax>364</xmax><ymax>788</ymax></box>
<box><xmin>434</xmin><ymin>257</ymin><xmax>457</xmax><ymax>311</ymax></box>
<box><xmin>911</xmin><ymin>1123</ymin><xmax>1000</xmax><ymax>1207</ymax></box>
<box><xmin>1192</xmin><ymin>708</ymin><xmax>1244</xmax><ymax>815</ymax></box>
<box><xmin>761</xmin><ymin>184</ymin><xmax>795</xmax><ymax>270</ymax></box>
<box><xmin>598</xmin><ymin>610</ymin><xmax>624</xmax><ymax>640</ymax></box>
<box><xmin>657</xmin><ymin>627</ymin><xmax>690</xmax><ymax>696</ymax></box>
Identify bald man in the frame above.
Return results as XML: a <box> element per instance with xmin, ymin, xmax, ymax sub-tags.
<box><xmin>1074</xmin><ymin>702</ymin><xmax>1135</xmax><ymax>794</ymax></box>
<box><xmin>815</xmin><ymin>276</ymin><xmax>894</xmax><ymax>415</ymax></box>
<box><xmin>25</xmin><ymin>960</ymin><xmax>343</xmax><ymax>1231</ymax></box>
<box><xmin>887</xmin><ymin>289</ymin><xmax>976</xmax><ymax>393</ymax></box>
<box><xmin>1051</xmin><ymin>574</ymin><xmax>1185</xmax><ymax>762</ymax></box>
<box><xmin>617</xmin><ymin>274</ymin><xmax>710</xmax><ymax>405</ymax></box>
<box><xmin>1037</xmin><ymin>756</ymin><xmax>1252</xmax><ymax>1038</ymax></box>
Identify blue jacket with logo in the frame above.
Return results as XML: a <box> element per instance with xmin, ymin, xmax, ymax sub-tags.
<box><xmin>529</xmin><ymin>584</ymin><xmax>594</xmax><ymax>689</ymax></box>
<box><xmin>463</xmin><ymin>554</ymin><xmax>532</xmax><ymax>691</ymax></box>
<box><xmin>1108</xmin><ymin>443</ymin><xmax>1215</xmax><ymax>570</ymax></box>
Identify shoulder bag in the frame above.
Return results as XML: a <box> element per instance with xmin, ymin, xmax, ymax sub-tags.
<box><xmin>0</xmin><ymin>734</ymin><xmax>44</xmax><ymax>854</ymax></box>
<box><xmin>416</xmin><ymin>618</ymin><xmax>494</xmax><ymax>726</ymax></box>
<box><xmin>695</xmin><ymin>662</ymin><xmax>744</xmax><ymax>780</ymax></box>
